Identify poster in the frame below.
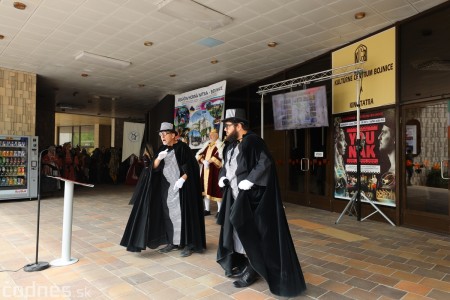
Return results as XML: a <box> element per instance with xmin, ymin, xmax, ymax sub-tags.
<box><xmin>174</xmin><ymin>80</ymin><xmax>226</xmax><ymax>149</ymax></box>
<box><xmin>334</xmin><ymin>109</ymin><xmax>396</xmax><ymax>207</ymax></box>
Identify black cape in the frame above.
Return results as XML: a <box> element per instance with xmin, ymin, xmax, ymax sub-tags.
<box><xmin>121</xmin><ymin>141</ymin><xmax>206</xmax><ymax>252</ymax></box>
<box><xmin>216</xmin><ymin>131</ymin><xmax>306</xmax><ymax>297</ymax></box>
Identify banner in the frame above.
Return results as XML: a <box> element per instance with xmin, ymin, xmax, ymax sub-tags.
<box><xmin>334</xmin><ymin>109</ymin><xmax>396</xmax><ymax>207</ymax></box>
<box><xmin>122</xmin><ymin>122</ymin><xmax>145</xmax><ymax>162</ymax></box>
<box><xmin>174</xmin><ymin>80</ymin><xmax>226</xmax><ymax>149</ymax></box>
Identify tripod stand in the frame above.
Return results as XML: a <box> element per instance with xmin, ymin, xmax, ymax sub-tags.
<box><xmin>335</xmin><ymin>185</ymin><xmax>395</xmax><ymax>226</ymax></box>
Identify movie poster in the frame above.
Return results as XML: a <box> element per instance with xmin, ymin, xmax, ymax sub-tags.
<box><xmin>334</xmin><ymin>109</ymin><xmax>396</xmax><ymax>207</ymax></box>
<box><xmin>174</xmin><ymin>80</ymin><xmax>226</xmax><ymax>149</ymax></box>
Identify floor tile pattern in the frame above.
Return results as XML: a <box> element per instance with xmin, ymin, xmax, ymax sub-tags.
<box><xmin>1</xmin><ymin>184</ymin><xmax>449</xmax><ymax>299</ymax></box>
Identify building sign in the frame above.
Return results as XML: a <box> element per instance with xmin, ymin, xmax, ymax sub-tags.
<box><xmin>332</xmin><ymin>27</ymin><xmax>396</xmax><ymax>114</ymax></box>
<box><xmin>334</xmin><ymin>109</ymin><xmax>396</xmax><ymax>207</ymax></box>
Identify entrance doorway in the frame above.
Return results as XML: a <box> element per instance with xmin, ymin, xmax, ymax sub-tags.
<box><xmin>401</xmin><ymin>100</ymin><xmax>450</xmax><ymax>233</ymax></box>
<box><xmin>286</xmin><ymin>127</ymin><xmax>330</xmax><ymax>209</ymax></box>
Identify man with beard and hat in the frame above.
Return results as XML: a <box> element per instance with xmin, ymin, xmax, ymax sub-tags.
<box><xmin>216</xmin><ymin>109</ymin><xmax>306</xmax><ymax>297</ymax></box>
<box><xmin>120</xmin><ymin>122</ymin><xmax>206</xmax><ymax>257</ymax></box>
<box><xmin>196</xmin><ymin>128</ymin><xmax>224</xmax><ymax>217</ymax></box>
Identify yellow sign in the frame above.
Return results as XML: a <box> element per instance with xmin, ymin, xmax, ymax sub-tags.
<box><xmin>332</xmin><ymin>27</ymin><xmax>396</xmax><ymax>114</ymax></box>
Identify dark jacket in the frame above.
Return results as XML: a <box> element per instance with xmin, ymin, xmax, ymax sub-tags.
<box><xmin>217</xmin><ymin>131</ymin><xmax>306</xmax><ymax>297</ymax></box>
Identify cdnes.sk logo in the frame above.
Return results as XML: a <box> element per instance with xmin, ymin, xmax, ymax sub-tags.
<box><xmin>354</xmin><ymin>44</ymin><xmax>367</xmax><ymax>63</ymax></box>
<box><xmin>128</xmin><ymin>130</ymin><xmax>139</xmax><ymax>142</ymax></box>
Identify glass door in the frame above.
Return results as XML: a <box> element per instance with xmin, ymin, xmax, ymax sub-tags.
<box><xmin>286</xmin><ymin>127</ymin><xmax>330</xmax><ymax>209</ymax></box>
<box><xmin>402</xmin><ymin>101</ymin><xmax>450</xmax><ymax>233</ymax></box>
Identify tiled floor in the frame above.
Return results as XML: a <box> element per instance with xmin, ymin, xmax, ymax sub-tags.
<box><xmin>1</xmin><ymin>184</ymin><xmax>450</xmax><ymax>299</ymax></box>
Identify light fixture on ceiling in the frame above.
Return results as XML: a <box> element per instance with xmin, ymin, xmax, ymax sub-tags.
<box><xmin>169</xmin><ymin>74</ymin><xmax>176</xmax><ymax>77</ymax></box>
<box><xmin>56</xmin><ymin>103</ymin><xmax>85</xmax><ymax>110</ymax></box>
<box><xmin>354</xmin><ymin>12</ymin><xmax>366</xmax><ymax>20</ymax></box>
<box><xmin>75</xmin><ymin>51</ymin><xmax>131</xmax><ymax>69</ymax></box>
<box><xmin>13</xmin><ymin>2</ymin><xmax>26</xmax><ymax>10</ymax></box>
<box><xmin>155</xmin><ymin>0</ymin><xmax>233</xmax><ymax>30</ymax></box>
<box><xmin>81</xmin><ymin>73</ymin><xmax>89</xmax><ymax>77</ymax></box>
<box><xmin>138</xmin><ymin>84</ymin><xmax>146</xmax><ymax>87</ymax></box>
<box><xmin>267</xmin><ymin>41</ymin><xmax>278</xmax><ymax>48</ymax></box>
<box><xmin>144</xmin><ymin>41</ymin><xmax>154</xmax><ymax>46</ymax></box>
<box><xmin>210</xmin><ymin>59</ymin><xmax>218</xmax><ymax>64</ymax></box>
<box><xmin>416</xmin><ymin>59</ymin><xmax>450</xmax><ymax>71</ymax></box>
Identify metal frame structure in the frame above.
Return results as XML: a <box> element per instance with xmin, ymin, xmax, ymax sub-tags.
<box><xmin>256</xmin><ymin>61</ymin><xmax>395</xmax><ymax>226</ymax></box>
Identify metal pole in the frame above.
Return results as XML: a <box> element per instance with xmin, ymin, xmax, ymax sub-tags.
<box><xmin>261</xmin><ymin>93</ymin><xmax>264</xmax><ymax>139</ymax></box>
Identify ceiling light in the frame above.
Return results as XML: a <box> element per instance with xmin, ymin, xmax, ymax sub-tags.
<box><xmin>416</xmin><ymin>59</ymin><xmax>450</xmax><ymax>71</ymax></box>
<box><xmin>81</xmin><ymin>73</ymin><xmax>89</xmax><ymax>77</ymax></box>
<box><xmin>169</xmin><ymin>74</ymin><xmax>176</xmax><ymax>77</ymax></box>
<box><xmin>155</xmin><ymin>0</ymin><xmax>233</xmax><ymax>30</ymax></box>
<box><xmin>75</xmin><ymin>51</ymin><xmax>131</xmax><ymax>69</ymax></box>
<box><xmin>354</xmin><ymin>12</ymin><xmax>366</xmax><ymax>20</ymax></box>
<box><xmin>144</xmin><ymin>41</ymin><xmax>153</xmax><ymax>46</ymax></box>
<box><xmin>138</xmin><ymin>84</ymin><xmax>146</xmax><ymax>87</ymax></box>
<box><xmin>210</xmin><ymin>59</ymin><xmax>218</xmax><ymax>64</ymax></box>
<box><xmin>267</xmin><ymin>41</ymin><xmax>278</xmax><ymax>48</ymax></box>
<box><xmin>56</xmin><ymin>103</ymin><xmax>85</xmax><ymax>110</ymax></box>
<box><xmin>13</xmin><ymin>2</ymin><xmax>26</xmax><ymax>10</ymax></box>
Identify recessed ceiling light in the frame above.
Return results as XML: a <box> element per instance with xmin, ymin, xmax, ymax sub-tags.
<box><xmin>169</xmin><ymin>74</ymin><xmax>176</xmax><ymax>77</ymax></box>
<box><xmin>13</xmin><ymin>2</ymin><xmax>27</xmax><ymax>10</ymax></box>
<box><xmin>267</xmin><ymin>41</ymin><xmax>278</xmax><ymax>48</ymax></box>
<box><xmin>0</xmin><ymin>35</ymin><xmax>4</xmax><ymax>40</ymax></box>
<box><xmin>81</xmin><ymin>73</ymin><xmax>89</xmax><ymax>77</ymax></box>
<box><xmin>210</xmin><ymin>59</ymin><xmax>218</xmax><ymax>64</ymax></box>
<box><xmin>354</xmin><ymin>12</ymin><xmax>366</xmax><ymax>20</ymax></box>
<box><xmin>144</xmin><ymin>41</ymin><xmax>153</xmax><ymax>46</ymax></box>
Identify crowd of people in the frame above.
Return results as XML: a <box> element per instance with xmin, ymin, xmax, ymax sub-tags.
<box><xmin>41</xmin><ymin>142</ymin><xmax>125</xmax><ymax>186</ymax></box>
<box><xmin>120</xmin><ymin>110</ymin><xmax>306</xmax><ymax>297</ymax></box>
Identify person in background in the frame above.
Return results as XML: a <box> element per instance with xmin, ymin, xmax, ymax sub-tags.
<box><xmin>196</xmin><ymin>129</ymin><xmax>223</xmax><ymax>217</ymax></box>
<box><xmin>406</xmin><ymin>148</ymin><xmax>414</xmax><ymax>186</ymax></box>
<box><xmin>61</xmin><ymin>142</ymin><xmax>77</xmax><ymax>181</ymax></box>
<box><xmin>216</xmin><ymin>109</ymin><xmax>306</xmax><ymax>297</ymax></box>
<box><xmin>121</xmin><ymin>122</ymin><xmax>206</xmax><ymax>258</ymax></box>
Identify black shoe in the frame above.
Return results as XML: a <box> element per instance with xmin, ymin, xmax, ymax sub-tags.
<box><xmin>233</xmin><ymin>265</ymin><xmax>259</xmax><ymax>288</ymax></box>
<box><xmin>204</xmin><ymin>210</ymin><xmax>211</xmax><ymax>216</ymax></box>
<box><xmin>158</xmin><ymin>244</ymin><xmax>179</xmax><ymax>253</ymax></box>
<box><xmin>180</xmin><ymin>246</ymin><xmax>194</xmax><ymax>257</ymax></box>
<box><xmin>227</xmin><ymin>265</ymin><xmax>246</xmax><ymax>278</ymax></box>
<box><xmin>215</xmin><ymin>212</ymin><xmax>218</xmax><ymax>219</ymax></box>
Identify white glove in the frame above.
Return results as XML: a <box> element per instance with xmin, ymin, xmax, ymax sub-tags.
<box><xmin>202</xmin><ymin>160</ymin><xmax>210</xmax><ymax>169</ymax></box>
<box><xmin>238</xmin><ymin>179</ymin><xmax>254</xmax><ymax>190</ymax></box>
<box><xmin>173</xmin><ymin>177</ymin><xmax>185</xmax><ymax>190</ymax></box>
<box><xmin>157</xmin><ymin>149</ymin><xmax>169</xmax><ymax>161</ymax></box>
<box><xmin>218</xmin><ymin>176</ymin><xmax>228</xmax><ymax>188</ymax></box>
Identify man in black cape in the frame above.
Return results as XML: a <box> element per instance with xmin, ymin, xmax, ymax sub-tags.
<box><xmin>120</xmin><ymin>122</ymin><xmax>206</xmax><ymax>257</ymax></box>
<box><xmin>216</xmin><ymin>109</ymin><xmax>306</xmax><ymax>297</ymax></box>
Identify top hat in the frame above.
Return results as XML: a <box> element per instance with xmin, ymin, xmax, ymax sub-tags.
<box><xmin>158</xmin><ymin>122</ymin><xmax>178</xmax><ymax>135</ymax></box>
<box><xmin>221</xmin><ymin>109</ymin><xmax>248</xmax><ymax>125</ymax></box>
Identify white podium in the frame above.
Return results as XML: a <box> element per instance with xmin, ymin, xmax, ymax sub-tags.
<box><xmin>47</xmin><ymin>176</ymin><xmax>94</xmax><ymax>267</ymax></box>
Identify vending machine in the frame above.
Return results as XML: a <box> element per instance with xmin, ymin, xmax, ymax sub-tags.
<box><xmin>0</xmin><ymin>135</ymin><xmax>39</xmax><ymax>200</ymax></box>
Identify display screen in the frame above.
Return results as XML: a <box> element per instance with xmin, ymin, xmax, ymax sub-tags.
<box><xmin>272</xmin><ymin>85</ymin><xmax>329</xmax><ymax>130</ymax></box>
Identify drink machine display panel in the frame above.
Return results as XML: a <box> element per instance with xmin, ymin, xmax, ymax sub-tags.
<box><xmin>0</xmin><ymin>135</ymin><xmax>38</xmax><ymax>200</ymax></box>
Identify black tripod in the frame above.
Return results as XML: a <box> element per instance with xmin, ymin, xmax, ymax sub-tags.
<box><xmin>24</xmin><ymin>148</ymin><xmax>50</xmax><ymax>272</ymax></box>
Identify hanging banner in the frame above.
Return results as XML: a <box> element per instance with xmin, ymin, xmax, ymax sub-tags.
<box><xmin>332</xmin><ymin>27</ymin><xmax>396</xmax><ymax>114</ymax></box>
<box><xmin>174</xmin><ymin>80</ymin><xmax>226</xmax><ymax>149</ymax></box>
<box><xmin>334</xmin><ymin>109</ymin><xmax>396</xmax><ymax>207</ymax></box>
<box><xmin>122</xmin><ymin>122</ymin><xmax>145</xmax><ymax>162</ymax></box>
